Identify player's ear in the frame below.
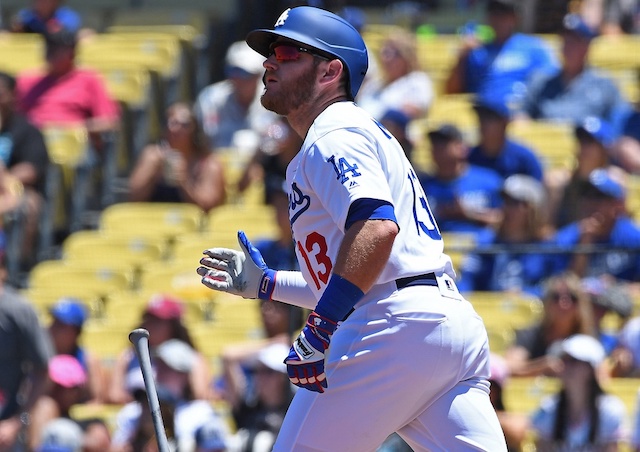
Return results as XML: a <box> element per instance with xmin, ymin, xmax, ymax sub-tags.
<box><xmin>319</xmin><ymin>59</ymin><xmax>344</xmax><ymax>90</ymax></box>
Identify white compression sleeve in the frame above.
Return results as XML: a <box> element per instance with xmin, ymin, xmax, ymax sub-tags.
<box><xmin>272</xmin><ymin>271</ymin><xmax>318</xmax><ymax>310</ymax></box>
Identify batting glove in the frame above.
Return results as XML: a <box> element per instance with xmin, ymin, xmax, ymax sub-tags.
<box><xmin>285</xmin><ymin>311</ymin><xmax>337</xmax><ymax>393</ymax></box>
<box><xmin>198</xmin><ymin>231</ymin><xmax>276</xmax><ymax>300</ymax></box>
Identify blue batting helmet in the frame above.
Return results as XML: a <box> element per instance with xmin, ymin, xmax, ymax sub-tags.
<box><xmin>246</xmin><ymin>6</ymin><xmax>368</xmax><ymax>99</ymax></box>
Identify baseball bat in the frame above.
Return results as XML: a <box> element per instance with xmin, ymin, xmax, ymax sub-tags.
<box><xmin>128</xmin><ymin>328</ymin><xmax>170</xmax><ymax>452</ymax></box>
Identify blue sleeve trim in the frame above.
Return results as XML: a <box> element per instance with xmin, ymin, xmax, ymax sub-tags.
<box><xmin>315</xmin><ymin>274</ymin><xmax>365</xmax><ymax>323</ymax></box>
<box><xmin>345</xmin><ymin>198</ymin><xmax>396</xmax><ymax>230</ymax></box>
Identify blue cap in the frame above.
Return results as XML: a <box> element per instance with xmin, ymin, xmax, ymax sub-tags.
<box><xmin>576</xmin><ymin>116</ymin><xmax>617</xmax><ymax>148</ymax></box>
<box><xmin>50</xmin><ymin>299</ymin><xmax>87</xmax><ymax>327</ymax></box>
<box><xmin>563</xmin><ymin>13</ymin><xmax>598</xmax><ymax>40</ymax></box>
<box><xmin>587</xmin><ymin>168</ymin><xmax>626</xmax><ymax>200</ymax></box>
<box><xmin>473</xmin><ymin>96</ymin><xmax>511</xmax><ymax>120</ymax></box>
<box><xmin>381</xmin><ymin>109</ymin><xmax>411</xmax><ymax>130</ymax></box>
<box><xmin>195</xmin><ymin>423</ymin><xmax>227</xmax><ymax>450</ymax></box>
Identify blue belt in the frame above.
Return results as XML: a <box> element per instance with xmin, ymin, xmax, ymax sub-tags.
<box><xmin>395</xmin><ymin>272</ymin><xmax>438</xmax><ymax>289</ymax></box>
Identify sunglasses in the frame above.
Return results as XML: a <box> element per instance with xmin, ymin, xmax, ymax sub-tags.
<box><xmin>268</xmin><ymin>42</ymin><xmax>329</xmax><ymax>62</ymax></box>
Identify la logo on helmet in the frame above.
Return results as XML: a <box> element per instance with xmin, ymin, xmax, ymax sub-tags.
<box><xmin>275</xmin><ymin>9</ymin><xmax>290</xmax><ymax>27</ymax></box>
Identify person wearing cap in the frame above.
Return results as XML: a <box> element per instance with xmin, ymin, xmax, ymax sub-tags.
<box><xmin>11</xmin><ymin>0</ymin><xmax>81</xmax><ymax>34</ymax></box>
<box><xmin>504</xmin><ymin>273</ymin><xmax>598</xmax><ymax>377</ymax></box>
<box><xmin>612</xmin><ymin>97</ymin><xmax>640</xmax><ymax>174</ymax></box>
<box><xmin>519</xmin><ymin>13</ymin><xmax>631</xmax><ymax>132</ymax></box>
<box><xmin>379</xmin><ymin>109</ymin><xmax>414</xmax><ymax>161</ymax></box>
<box><xmin>549</xmin><ymin>167</ymin><xmax>640</xmax><ymax>281</ymax></box>
<box><xmin>611</xmin><ymin>313</ymin><xmax>640</xmax><ymax>378</ymax></box>
<box><xmin>111</xmin><ymin>339</ymin><xmax>229</xmax><ymax>452</ymax></box>
<box><xmin>418</xmin><ymin>122</ymin><xmax>503</xmax><ymax>237</ymax></box>
<box><xmin>29</xmin><ymin>354</ymin><xmax>111</xmax><ymax>452</ymax></box>
<box><xmin>531</xmin><ymin>334</ymin><xmax>627</xmax><ymax>450</ymax></box>
<box><xmin>36</xmin><ymin>417</ymin><xmax>84</xmax><ymax>452</ymax></box>
<box><xmin>457</xmin><ymin>174</ymin><xmax>555</xmax><ymax>296</ymax></box>
<box><xmin>107</xmin><ymin>294</ymin><xmax>212</xmax><ymax>405</ymax></box>
<box><xmin>47</xmin><ymin>298</ymin><xmax>104</xmax><ymax>403</ymax></box>
<box><xmin>468</xmin><ymin>96</ymin><xmax>545</xmax><ymax>182</ymax></box>
<box><xmin>444</xmin><ymin>0</ymin><xmax>558</xmax><ymax>111</ymax></box>
<box><xmin>195</xmin><ymin>40</ymin><xmax>278</xmax><ymax>150</ymax></box>
<box><xmin>221</xmin><ymin>342</ymin><xmax>294</xmax><ymax>452</ymax></box>
<box><xmin>356</xmin><ymin>29</ymin><xmax>434</xmax><ymax>121</ymax></box>
<box><xmin>16</xmin><ymin>28</ymin><xmax>119</xmax><ymax>143</ymax></box>
<box><xmin>128</xmin><ymin>101</ymin><xmax>227</xmax><ymax>212</ymax></box>
<box><xmin>548</xmin><ymin>116</ymin><xmax>621</xmax><ymax>229</ymax></box>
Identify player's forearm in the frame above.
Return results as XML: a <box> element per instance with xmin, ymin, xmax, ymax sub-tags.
<box><xmin>332</xmin><ymin>219</ymin><xmax>398</xmax><ymax>294</ymax></box>
<box><xmin>272</xmin><ymin>270</ymin><xmax>317</xmax><ymax>309</ymax></box>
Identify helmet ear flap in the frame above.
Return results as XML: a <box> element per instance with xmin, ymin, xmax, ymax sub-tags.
<box><xmin>246</xmin><ymin>6</ymin><xmax>368</xmax><ymax>99</ymax></box>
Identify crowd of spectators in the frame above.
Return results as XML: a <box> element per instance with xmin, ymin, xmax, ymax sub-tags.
<box><xmin>0</xmin><ymin>0</ymin><xmax>639</xmax><ymax>450</ymax></box>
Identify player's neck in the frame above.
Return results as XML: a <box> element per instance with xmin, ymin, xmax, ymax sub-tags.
<box><xmin>287</xmin><ymin>93</ymin><xmax>349</xmax><ymax>139</ymax></box>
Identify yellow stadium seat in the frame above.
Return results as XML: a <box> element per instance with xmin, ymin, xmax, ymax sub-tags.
<box><xmin>21</xmin><ymin>287</ymin><xmax>102</xmax><ymax>322</ymax></box>
<box><xmin>589</xmin><ymin>35</ymin><xmax>640</xmax><ymax>70</ymax></box>
<box><xmin>426</xmin><ymin>94</ymin><xmax>477</xmax><ymax>131</ymax></box>
<box><xmin>486</xmin><ymin>326</ymin><xmax>516</xmax><ymax>355</ymax></box>
<box><xmin>69</xmin><ymin>403</ymin><xmax>124</xmax><ymax>433</ymax></box>
<box><xmin>99</xmin><ymin>202</ymin><xmax>205</xmax><ymax>244</ymax></box>
<box><xmin>607</xmin><ymin>68</ymin><xmax>640</xmax><ymax>104</ymax></box>
<box><xmin>80</xmin><ymin>319</ymin><xmax>132</xmax><ymax>361</ymax></box>
<box><xmin>207</xmin><ymin>204</ymin><xmax>278</xmax><ymax>245</ymax></box>
<box><xmin>441</xmin><ymin>232</ymin><xmax>476</xmax><ymax>271</ymax></box>
<box><xmin>502</xmin><ymin>376</ymin><xmax>561</xmax><ymax>415</ymax></box>
<box><xmin>467</xmin><ymin>291</ymin><xmax>543</xmax><ymax>330</ymax></box>
<box><xmin>171</xmin><ymin>232</ymin><xmax>229</xmax><ymax>263</ymax></box>
<box><xmin>189</xmin><ymin>323</ymin><xmax>265</xmax><ymax>361</ymax></box>
<box><xmin>416</xmin><ymin>34</ymin><xmax>461</xmax><ymax>74</ymax></box>
<box><xmin>626</xmin><ymin>175</ymin><xmax>640</xmax><ymax>221</ymax></box>
<box><xmin>508</xmin><ymin>121</ymin><xmax>576</xmax><ymax>170</ymax></box>
<box><xmin>101</xmin><ymin>290</ymin><xmax>148</xmax><ymax>329</ymax></box>
<box><xmin>604</xmin><ymin>378</ymin><xmax>640</xmax><ymax>416</ymax></box>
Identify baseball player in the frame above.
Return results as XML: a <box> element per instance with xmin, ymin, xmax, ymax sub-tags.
<box><xmin>197</xmin><ymin>6</ymin><xmax>507</xmax><ymax>451</ymax></box>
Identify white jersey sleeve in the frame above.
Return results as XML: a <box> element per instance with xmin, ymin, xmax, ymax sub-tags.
<box><xmin>286</xmin><ymin>102</ymin><xmax>447</xmax><ymax>300</ymax></box>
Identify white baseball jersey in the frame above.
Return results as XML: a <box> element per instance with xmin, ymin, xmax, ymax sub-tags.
<box><xmin>286</xmin><ymin>101</ymin><xmax>451</xmax><ymax>302</ymax></box>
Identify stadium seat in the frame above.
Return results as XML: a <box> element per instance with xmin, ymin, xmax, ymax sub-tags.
<box><xmin>21</xmin><ymin>286</ymin><xmax>102</xmax><ymax>323</ymax></box>
<box><xmin>589</xmin><ymin>35</ymin><xmax>640</xmax><ymax>70</ymax></box>
<box><xmin>508</xmin><ymin>121</ymin><xmax>576</xmax><ymax>170</ymax></box>
<box><xmin>80</xmin><ymin>319</ymin><xmax>132</xmax><ymax>362</ymax></box>
<box><xmin>426</xmin><ymin>94</ymin><xmax>477</xmax><ymax>132</ymax></box>
<box><xmin>466</xmin><ymin>291</ymin><xmax>543</xmax><ymax>331</ymax></box>
<box><xmin>502</xmin><ymin>376</ymin><xmax>560</xmax><ymax>415</ymax></box>
<box><xmin>99</xmin><ymin>202</ymin><xmax>205</xmax><ymax>244</ymax></box>
<box><xmin>604</xmin><ymin>378</ymin><xmax>640</xmax><ymax>416</ymax></box>
<box><xmin>207</xmin><ymin>204</ymin><xmax>278</xmax><ymax>246</ymax></box>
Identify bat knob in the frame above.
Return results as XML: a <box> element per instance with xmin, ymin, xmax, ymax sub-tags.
<box><xmin>129</xmin><ymin>328</ymin><xmax>150</xmax><ymax>343</ymax></box>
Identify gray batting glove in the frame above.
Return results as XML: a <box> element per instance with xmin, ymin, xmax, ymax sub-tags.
<box><xmin>197</xmin><ymin>230</ymin><xmax>276</xmax><ymax>300</ymax></box>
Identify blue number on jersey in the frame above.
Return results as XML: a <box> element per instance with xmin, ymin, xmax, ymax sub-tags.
<box><xmin>408</xmin><ymin>169</ymin><xmax>442</xmax><ymax>241</ymax></box>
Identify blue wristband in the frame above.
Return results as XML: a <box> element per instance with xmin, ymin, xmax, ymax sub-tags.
<box><xmin>258</xmin><ymin>269</ymin><xmax>277</xmax><ymax>300</ymax></box>
<box><xmin>314</xmin><ymin>274</ymin><xmax>364</xmax><ymax>323</ymax></box>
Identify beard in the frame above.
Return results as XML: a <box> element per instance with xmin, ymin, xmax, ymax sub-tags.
<box><xmin>261</xmin><ymin>61</ymin><xmax>318</xmax><ymax>115</ymax></box>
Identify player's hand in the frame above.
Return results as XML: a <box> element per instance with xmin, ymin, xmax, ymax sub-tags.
<box><xmin>197</xmin><ymin>230</ymin><xmax>276</xmax><ymax>299</ymax></box>
<box><xmin>285</xmin><ymin>311</ymin><xmax>337</xmax><ymax>393</ymax></box>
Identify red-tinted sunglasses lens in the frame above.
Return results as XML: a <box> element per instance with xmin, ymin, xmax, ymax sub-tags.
<box><xmin>272</xmin><ymin>45</ymin><xmax>303</xmax><ymax>62</ymax></box>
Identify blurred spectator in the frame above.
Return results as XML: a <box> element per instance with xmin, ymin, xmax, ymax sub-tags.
<box><xmin>488</xmin><ymin>353</ymin><xmax>530</xmax><ymax>452</ymax></box>
<box><xmin>581</xmin><ymin>277</ymin><xmax>634</xmax><ymax>355</ymax></box>
<box><xmin>47</xmin><ymin>298</ymin><xmax>104</xmax><ymax>402</ymax></box>
<box><xmin>111</xmin><ymin>340</ymin><xmax>229</xmax><ymax>452</ymax></box>
<box><xmin>108</xmin><ymin>294</ymin><xmax>211</xmax><ymax>404</ymax></box>
<box><xmin>519</xmin><ymin>14</ymin><xmax>631</xmax><ymax>132</ymax></box>
<box><xmin>30</xmin><ymin>355</ymin><xmax>110</xmax><ymax>452</ymax></box>
<box><xmin>457</xmin><ymin>174</ymin><xmax>554</xmax><ymax>297</ymax></box>
<box><xmin>549</xmin><ymin>168</ymin><xmax>640</xmax><ymax>281</ymax></box>
<box><xmin>444</xmin><ymin>0</ymin><xmax>558</xmax><ymax>111</ymax></box>
<box><xmin>10</xmin><ymin>0</ymin><xmax>81</xmax><ymax>34</ymax></box>
<box><xmin>0</xmin><ymin>248</ymin><xmax>52</xmax><ymax>450</ymax></box>
<box><xmin>379</xmin><ymin>109</ymin><xmax>414</xmax><ymax>161</ymax></box>
<box><xmin>195</xmin><ymin>41</ymin><xmax>276</xmax><ymax>150</ymax></box>
<box><xmin>634</xmin><ymin>388</ymin><xmax>640</xmax><ymax>452</ymax></box>
<box><xmin>36</xmin><ymin>418</ymin><xmax>84</xmax><ymax>452</ymax></box>
<box><xmin>468</xmin><ymin>97</ymin><xmax>544</xmax><ymax>181</ymax></box>
<box><xmin>0</xmin><ymin>71</ymin><xmax>49</xmax><ymax>270</ymax></box>
<box><xmin>16</xmin><ymin>28</ymin><xmax>119</xmax><ymax>152</ymax></box>
<box><xmin>128</xmin><ymin>102</ymin><xmax>226</xmax><ymax>212</ymax></box>
<box><xmin>531</xmin><ymin>334</ymin><xmax>627</xmax><ymax>450</ymax></box>
<box><xmin>610</xmin><ymin>313</ymin><xmax>640</xmax><ymax>377</ymax></box>
<box><xmin>611</xmin><ymin>104</ymin><xmax>640</xmax><ymax>174</ymax></box>
<box><xmin>504</xmin><ymin>273</ymin><xmax>597</xmax><ymax>377</ymax></box>
<box><xmin>357</xmin><ymin>30</ymin><xmax>434</xmax><ymax>120</ymax></box>
<box><xmin>546</xmin><ymin>116</ymin><xmax>619</xmax><ymax>229</ymax></box>
<box><xmin>418</xmin><ymin>123</ymin><xmax>503</xmax><ymax>236</ymax></box>
<box><xmin>222</xmin><ymin>342</ymin><xmax>294</xmax><ymax>452</ymax></box>
<box><xmin>237</xmin><ymin>117</ymin><xmax>301</xmax><ymax>205</ymax></box>
<box><xmin>602</xmin><ymin>0</ymin><xmax>640</xmax><ymax>34</ymax></box>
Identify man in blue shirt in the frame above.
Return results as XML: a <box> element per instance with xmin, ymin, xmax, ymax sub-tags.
<box><xmin>444</xmin><ymin>0</ymin><xmax>558</xmax><ymax>113</ymax></box>
<box><xmin>550</xmin><ymin>168</ymin><xmax>640</xmax><ymax>281</ymax></box>
<box><xmin>520</xmin><ymin>14</ymin><xmax>631</xmax><ymax>133</ymax></box>
<box><xmin>418</xmin><ymin>123</ymin><xmax>503</xmax><ymax>237</ymax></box>
<box><xmin>468</xmin><ymin>97</ymin><xmax>545</xmax><ymax>180</ymax></box>
<box><xmin>11</xmin><ymin>0</ymin><xmax>81</xmax><ymax>34</ymax></box>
